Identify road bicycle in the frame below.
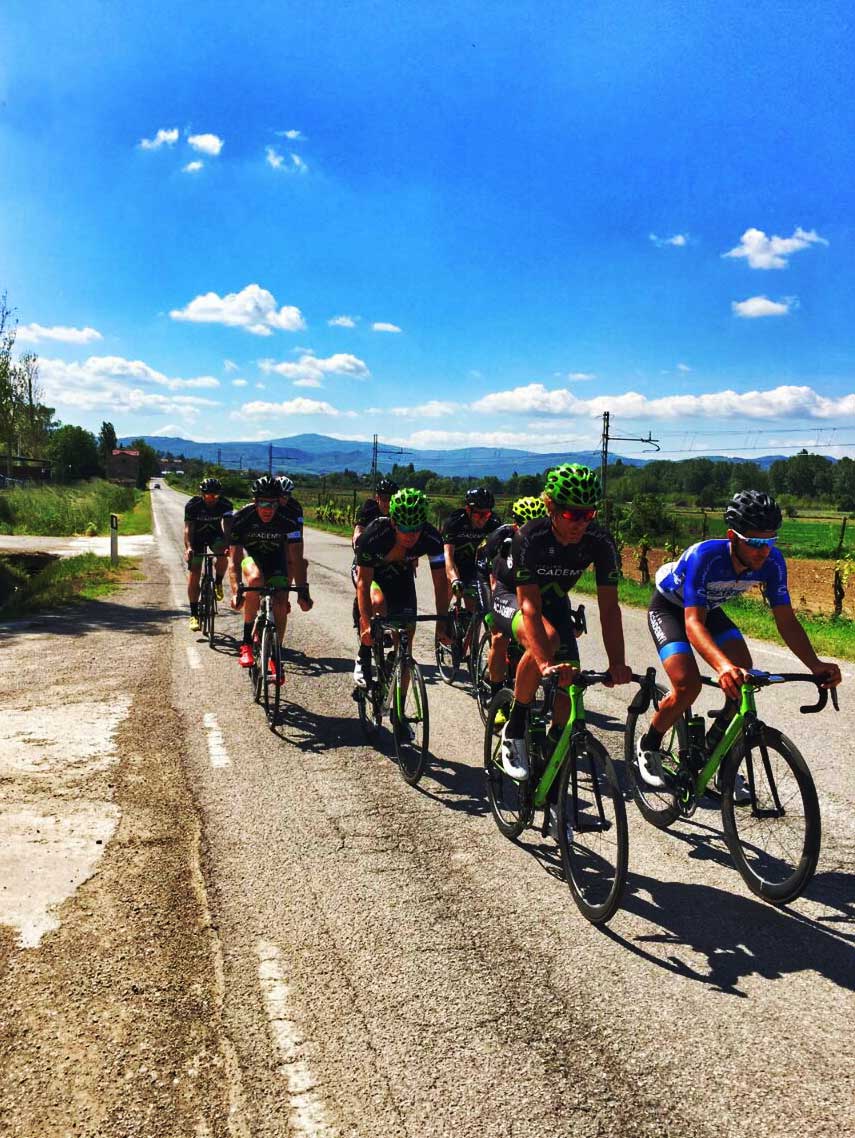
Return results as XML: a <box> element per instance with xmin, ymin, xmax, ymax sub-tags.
<box><xmin>434</xmin><ymin>588</ymin><xmax>481</xmax><ymax>686</ymax></box>
<box><xmin>625</xmin><ymin>668</ymin><xmax>838</xmax><ymax>904</ymax></box>
<box><xmin>197</xmin><ymin>552</ymin><xmax>218</xmax><ymax>648</ymax></box>
<box><xmin>483</xmin><ymin>668</ymin><xmax>630</xmax><ymax>925</ymax></box>
<box><xmin>355</xmin><ymin>613</ymin><xmax>446</xmax><ymax>786</ymax></box>
<box><xmin>474</xmin><ymin>603</ymin><xmax>588</xmax><ymax>724</ymax></box>
<box><xmin>237</xmin><ymin>584</ymin><xmax>302</xmax><ymax>729</ymax></box>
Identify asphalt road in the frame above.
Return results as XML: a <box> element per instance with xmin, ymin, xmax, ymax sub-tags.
<box><xmin>150</xmin><ymin>484</ymin><xmax>854</xmax><ymax>1135</ymax></box>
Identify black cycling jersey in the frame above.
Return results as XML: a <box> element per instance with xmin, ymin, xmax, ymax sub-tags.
<box><xmin>495</xmin><ymin>517</ymin><xmax>620</xmax><ymax>598</ymax></box>
<box><xmin>229</xmin><ymin>503</ymin><xmax>296</xmax><ymax>560</ymax></box>
<box><xmin>442</xmin><ymin>508</ymin><xmax>503</xmax><ymax>571</ymax></box>
<box><xmin>355</xmin><ymin>497</ymin><xmax>383</xmax><ymax>528</ymax></box>
<box><xmin>355</xmin><ymin>517</ymin><xmax>445</xmax><ymax>585</ymax></box>
<box><xmin>279</xmin><ymin>497</ymin><xmax>304</xmax><ymax>539</ymax></box>
<box><xmin>475</xmin><ymin>523</ymin><xmax>515</xmax><ymax>579</ymax></box>
<box><xmin>184</xmin><ymin>495</ymin><xmax>234</xmax><ymax>543</ymax></box>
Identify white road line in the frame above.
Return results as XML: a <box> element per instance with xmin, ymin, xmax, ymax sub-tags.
<box><xmin>256</xmin><ymin>941</ymin><xmax>338</xmax><ymax>1138</ymax></box>
<box><xmin>203</xmin><ymin>713</ymin><xmax>231</xmax><ymax>769</ymax></box>
<box><xmin>186</xmin><ymin>645</ymin><xmax>202</xmax><ymax>671</ymax></box>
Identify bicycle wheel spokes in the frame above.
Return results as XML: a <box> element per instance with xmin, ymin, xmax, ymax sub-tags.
<box><xmin>483</xmin><ymin>690</ymin><xmax>531</xmax><ymax>838</ymax></box>
<box><xmin>434</xmin><ymin>604</ymin><xmax>461</xmax><ymax>685</ymax></box>
<box><xmin>474</xmin><ymin>630</ymin><xmax>495</xmax><ymax>725</ymax></box>
<box><xmin>393</xmin><ymin>662</ymin><xmax>429</xmax><ymax>785</ymax></box>
<box><xmin>722</xmin><ymin>728</ymin><xmax>821</xmax><ymax>904</ymax></box>
<box><xmin>263</xmin><ymin>629</ymin><xmax>282</xmax><ymax>729</ymax></box>
<box><xmin>558</xmin><ymin>735</ymin><xmax>628</xmax><ymax>925</ymax></box>
<box><xmin>625</xmin><ymin>683</ymin><xmax>682</xmax><ymax>828</ymax></box>
<box><xmin>207</xmin><ymin>584</ymin><xmax>217</xmax><ymax>647</ymax></box>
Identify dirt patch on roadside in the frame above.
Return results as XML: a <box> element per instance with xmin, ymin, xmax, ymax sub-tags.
<box><xmin>0</xmin><ymin>570</ymin><xmax>243</xmax><ymax>1137</ymax></box>
<box><xmin>621</xmin><ymin>547</ymin><xmax>854</xmax><ymax>618</ymax></box>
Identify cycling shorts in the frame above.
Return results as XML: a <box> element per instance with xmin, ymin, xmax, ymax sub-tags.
<box><xmin>241</xmin><ymin>552</ymin><xmax>289</xmax><ymax>589</ymax></box>
<box><xmin>648</xmin><ymin>590</ymin><xmax>745</xmax><ymax>661</ymax></box>
<box><xmin>490</xmin><ymin>584</ymin><xmax>579</xmax><ymax>664</ymax></box>
<box><xmin>188</xmin><ymin>536</ymin><xmax>229</xmax><ymax>567</ymax></box>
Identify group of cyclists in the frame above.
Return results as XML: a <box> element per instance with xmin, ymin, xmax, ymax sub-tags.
<box><xmin>183</xmin><ymin>464</ymin><xmax>841</xmax><ymax>789</ymax></box>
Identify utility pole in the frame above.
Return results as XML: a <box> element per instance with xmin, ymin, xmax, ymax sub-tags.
<box><xmin>371</xmin><ymin>434</ymin><xmax>378</xmax><ymax>489</ymax></box>
<box><xmin>600</xmin><ymin>411</ymin><xmax>660</xmax><ymax>500</ymax></box>
<box><xmin>268</xmin><ymin>443</ymin><xmax>273</xmax><ymax>477</ymax></box>
<box><xmin>217</xmin><ymin>448</ymin><xmax>221</xmax><ymax>467</ymax></box>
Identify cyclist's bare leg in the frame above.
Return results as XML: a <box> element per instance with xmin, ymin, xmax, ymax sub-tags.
<box><xmin>214</xmin><ymin>554</ymin><xmax>228</xmax><ymax>586</ymax></box>
<box><xmin>487</xmin><ymin>631</ymin><xmax>509</xmax><ymax>682</ymax></box>
<box><xmin>651</xmin><ymin>638</ymin><xmax>753</xmax><ymax>734</ymax></box>
<box><xmin>273</xmin><ymin>591</ymin><xmax>289</xmax><ymax>644</ymax></box>
<box><xmin>187</xmin><ymin>564</ymin><xmax>202</xmax><ymax>605</ymax></box>
<box><xmin>513</xmin><ymin>618</ymin><xmax>560</xmax><ymax>704</ymax></box>
<box><xmin>242</xmin><ymin>564</ymin><xmax>263</xmax><ymax>627</ymax></box>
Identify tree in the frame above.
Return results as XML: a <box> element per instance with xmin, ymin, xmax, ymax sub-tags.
<box><xmin>48</xmin><ymin>424</ymin><xmax>100</xmax><ymax>481</ymax></box>
<box><xmin>127</xmin><ymin>438</ymin><xmax>161</xmax><ymax>488</ymax></box>
<box><xmin>98</xmin><ymin>421</ymin><xmax>117</xmax><ymax>472</ymax></box>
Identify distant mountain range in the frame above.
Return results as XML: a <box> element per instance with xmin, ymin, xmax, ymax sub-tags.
<box><xmin>120</xmin><ymin>432</ymin><xmax>790</xmax><ymax>478</ymax></box>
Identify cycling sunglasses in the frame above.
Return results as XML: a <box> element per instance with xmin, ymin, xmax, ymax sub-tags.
<box><xmin>469</xmin><ymin>509</ymin><xmax>491</xmax><ymax>519</ymax></box>
<box><xmin>255</xmin><ymin>498</ymin><xmax>278</xmax><ymax>509</ymax></box>
<box><xmin>731</xmin><ymin>529</ymin><xmax>778</xmax><ymax>548</ymax></box>
<box><xmin>396</xmin><ymin>523</ymin><xmax>424</xmax><ymax>534</ymax></box>
<box><xmin>556</xmin><ymin>507</ymin><xmax>597</xmax><ymax>522</ymax></box>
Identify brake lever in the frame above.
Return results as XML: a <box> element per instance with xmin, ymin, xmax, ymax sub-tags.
<box><xmin>831</xmin><ymin>688</ymin><xmax>840</xmax><ymax>712</ymax></box>
<box><xmin>800</xmin><ymin>686</ymin><xmax>828</xmax><ymax>714</ymax></box>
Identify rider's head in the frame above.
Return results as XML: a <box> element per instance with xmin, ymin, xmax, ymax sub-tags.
<box><xmin>725</xmin><ymin>490</ymin><xmax>781</xmax><ymax>568</ymax></box>
<box><xmin>376</xmin><ymin>476</ymin><xmax>398</xmax><ymax>513</ymax></box>
<box><xmin>251</xmin><ymin>476</ymin><xmax>280</xmax><ymax>518</ymax></box>
<box><xmin>389</xmin><ymin>487</ymin><xmax>428</xmax><ymax>549</ymax></box>
<box><xmin>199</xmin><ymin>476</ymin><xmax>222</xmax><ymax>504</ymax></box>
<box><xmin>511</xmin><ymin>495</ymin><xmax>547</xmax><ymax>527</ymax></box>
<box><xmin>542</xmin><ymin>464</ymin><xmax>600</xmax><ymax>543</ymax></box>
<box><xmin>464</xmin><ymin>486</ymin><xmax>495</xmax><ymax>528</ymax></box>
<box><xmin>276</xmin><ymin>475</ymin><xmax>294</xmax><ymax>503</ymax></box>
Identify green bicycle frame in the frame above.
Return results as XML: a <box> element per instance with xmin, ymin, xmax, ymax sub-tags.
<box><xmin>531</xmin><ymin>683</ymin><xmax>585</xmax><ymax>810</ymax></box>
<box><xmin>692</xmin><ymin>683</ymin><xmax>756</xmax><ymax>796</ymax></box>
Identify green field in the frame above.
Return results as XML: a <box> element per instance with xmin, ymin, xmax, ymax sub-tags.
<box><xmin>0</xmin><ymin>553</ymin><xmax>142</xmax><ymax>617</ymax></box>
<box><xmin>0</xmin><ymin>480</ymin><xmax>150</xmax><ymax>537</ymax></box>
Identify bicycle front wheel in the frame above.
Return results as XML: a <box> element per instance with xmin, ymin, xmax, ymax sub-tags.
<box><xmin>625</xmin><ymin>683</ymin><xmax>683</xmax><ymax>828</ymax></box>
<box><xmin>722</xmin><ymin>727</ymin><xmax>821</xmax><ymax>905</ymax></box>
<box><xmin>434</xmin><ymin>604</ymin><xmax>461</xmax><ymax>685</ymax></box>
<box><xmin>198</xmin><ymin>578</ymin><xmax>212</xmax><ymax>637</ymax></box>
<box><xmin>393</xmin><ymin>662</ymin><xmax>430</xmax><ymax>786</ymax></box>
<box><xmin>261</xmin><ymin>625</ymin><xmax>282</xmax><ymax>729</ymax></box>
<box><xmin>473</xmin><ymin>629</ymin><xmax>495</xmax><ymax>725</ymax></box>
<box><xmin>483</xmin><ymin>690</ymin><xmax>532</xmax><ymax>839</ymax></box>
<box><xmin>557</xmin><ymin>734</ymin><xmax>628</xmax><ymax>925</ymax></box>
<box><xmin>207</xmin><ymin>586</ymin><xmax>217</xmax><ymax>647</ymax></box>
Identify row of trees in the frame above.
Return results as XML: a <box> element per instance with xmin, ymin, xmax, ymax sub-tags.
<box><xmin>0</xmin><ymin>295</ymin><xmax>55</xmax><ymax>475</ymax></box>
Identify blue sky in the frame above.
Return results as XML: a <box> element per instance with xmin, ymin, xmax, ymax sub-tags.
<box><xmin>3</xmin><ymin>0</ymin><xmax>855</xmax><ymax>459</ymax></box>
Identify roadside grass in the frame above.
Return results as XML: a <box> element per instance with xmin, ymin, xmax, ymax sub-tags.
<box><xmin>572</xmin><ymin>570</ymin><xmax>855</xmax><ymax>663</ymax></box>
<box><xmin>0</xmin><ymin>480</ymin><xmax>142</xmax><ymax>536</ymax></box>
<box><xmin>118</xmin><ymin>489</ymin><xmax>153</xmax><ymax>535</ymax></box>
<box><xmin>0</xmin><ymin>554</ymin><xmax>142</xmax><ymax>618</ymax></box>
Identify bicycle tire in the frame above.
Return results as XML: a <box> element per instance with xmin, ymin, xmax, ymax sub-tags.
<box><xmin>474</xmin><ymin>629</ymin><xmax>496</xmax><ymax>725</ymax></box>
<box><xmin>262</xmin><ymin>626</ymin><xmax>282</xmax><ymax>729</ymax></box>
<box><xmin>198</xmin><ymin>576</ymin><xmax>210</xmax><ymax>637</ymax></box>
<box><xmin>207</xmin><ymin>581</ymin><xmax>217</xmax><ymax>647</ymax></box>
<box><xmin>625</xmin><ymin>683</ymin><xmax>684</xmax><ymax>828</ymax></box>
<box><xmin>483</xmin><ymin>689</ymin><xmax>532</xmax><ymax>838</ymax></box>
<box><xmin>721</xmin><ymin>727</ymin><xmax>821</xmax><ymax>905</ymax></box>
<box><xmin>356</xmin><ymin>685</ymin><xmax>381</xmax><ymax>740</ymax></box>
<box><xmin>252</xmin><ymin>626</ymin><xmax>264</xmax><ymax>704</ymax></box>
<box><xmin>392</xmin><ymin>661</ymin><xmax>429</xmax><ymax>785</ymax></box>
<box><xmin>557</xmin><ymin>734</ymin><xmax>628</xmax><ymax>925</ymax></box>
<box><xmin>434</xmin><ymin>602</ymin><xmax>461</xmax><ymax>685</ymax></box>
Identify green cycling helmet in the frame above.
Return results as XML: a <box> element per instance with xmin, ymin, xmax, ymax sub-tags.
<box><xmin>543</xmin><ymin>463</ymin><xmax>601</xmax><ymax>507</ymax></box>
<box><xmin>389</xmin><ymin>487</ymin><xmax>428</xmax><ymax>528</ymax></box>
<box><xmin>512</xmin><ymin>495</ymin><xmax>547</xmax><ymax>524</ymax></box>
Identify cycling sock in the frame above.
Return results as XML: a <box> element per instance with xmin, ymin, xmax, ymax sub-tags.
<box><xmin>489</xmin><ymin>680</ymin><xmax>504</xmax><ymax>696</ymax></box>
<box><xmin>506</xmin><ymin>699</ymin><xmax>531</xmax><ymax>738</ymax></box>
<box><xmin>215</xmin><ymin>575</ymin><xmax>223</xmax><ymax>584</ymax></box>
<box><xmin>242</xmin><ymin>621</ymin><xmax>254</xmax><ymax>646</ymax></box>
<box><xmin>641</xmin><ymin>727</ymin><xmax>664</xmax><ymax>751</ymax></box>
<box><xmin>358</xmin><ymin>645</ymin><xmax>373</xmax><ymax>667</ymax></box>
<box><xmin>190</xmin><ymin>602</ymin><xmax>199</xmax><ymax>617</ymax></box>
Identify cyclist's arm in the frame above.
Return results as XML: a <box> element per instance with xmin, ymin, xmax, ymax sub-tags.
<box><xmin>772</xmin><ymin>604</ymin><xmax>842</xmax><ymax>685</ymax></box>
<box><xmin>286</xmin><ymin>542</ymin><xmax>307</xmax><ymax>586</ymax></box>
<box><xmin>228</xmin><ymin>543</ymin><xmax>244</xmax><ymax>600</ymax></box>
<box><xmin>443</xmin><ymin>542</ymin><xmax>461</xmax><ymax>588</ymax></box>
<box><xmin>595</xmin><ymin>585</ymin><xmax>630</xmax><ymax>684</ymax></box>
<box><xmin>355</xmin><ymin>564</ymin><xmax>375</xmax><ymax>643</ymax></box>
<box><xmin>183</xmin><ymin>520</ymin><xmax>193</xmax><ymax>554</ymax></box>
<box><xmin>221</xmin><ymin>513</ymin><xmax>233</xmax><ymax>546</ymax></box>
<box><xmin>518</xmin><ymin>584</ymin><xmax>553</xmax><ymax>676</ymax></box>
<box><xmin>430</xmin><ymin>563</ymin><xmax>452</xmax><ymax>642</ymax></box>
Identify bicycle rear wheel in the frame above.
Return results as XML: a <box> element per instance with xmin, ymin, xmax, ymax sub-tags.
<box><xmin>483</xmin><ymin>690</ymin><xmax>532</xmax><ymax>838</ymax></box>
<box><xmin>261</xmin><ymin>624</ymin><xmax>282</xmax><ymax>728</ymax></box>
<box><xmin>557</xmin><ymin>734</ymin><xmax>628</xmax><ymax>925</ymax></box>
<box><xmin>625</xmin><ymin>683</ymin><xmax>684</xmax><ymax>828</ymax></box>
<box><xmin>434</xmin><ymin>603</ymin><xmax>461</xmax><ymax>685</ymax></box>
<box><xmin>392</xmin><ymin>662</ymin><xmax>429</xmax><ymax>785</ymax></box>
<box><xmin>473</xmin><ymin>629</ymin><xmax>495</xmax><ymax>725</ymax></box>
<box><xmin>198</xmin><ymin>577</ymin><xmax>211</xmax><ymax>637</ymax></box>
<box><xmin>721</xmin><ymin>727</ymin><xmax>820</xmax><ymax>905</ymax></box>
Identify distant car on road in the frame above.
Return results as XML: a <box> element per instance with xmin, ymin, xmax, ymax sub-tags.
<box><xmin>153</xmin><ymin>483</ymin><xmax>161</xmax><ymax>489</ymax></box>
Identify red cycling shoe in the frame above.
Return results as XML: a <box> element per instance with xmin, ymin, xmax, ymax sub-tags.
<box><xmin>268</xmin><ymin>657</ymin><xmax>285</xmax><ymax>685</ymax></box>
<box><xmin>239</xmin><ymin>644</ymin><xmax>254</xmax><ymax>668</ymax></box>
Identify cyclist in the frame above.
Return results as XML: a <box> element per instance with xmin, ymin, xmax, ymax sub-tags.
<box><xmin>475</xmin><ymin>495</ymin><xmax>547</xmax><ymax>704</ymax></box>
<box><xmin>637</xmin><ymin>489</ymin><xmax>842</xmax><ymax>793</ymax></box>
<box><xmin>350</xmin><ymin>476</ymin><xmax>398</xmax><ymax>628</ymax></box>
<box><xmin>353</xmin><ymin>488</ymin><xmax>452</xmax><ymax>698</ymax></box>
<box><xmin>228</xmin><ymin>476</ymin><xmax>312</xmax><ymax>677</ymax></box>
<box><xmin>492</xmin><ymin>464</ymin><xmax>631</xmax><ymax>779</ymax></box>
<box><xmin>443</xmin><ymin>487</ymin><xmax>502</xmax><ymax>651</ymax></box>
<box><xmin>183</xmin><ymin>477</ymin><xmax>234</xmax><ymax>631</ymax></box>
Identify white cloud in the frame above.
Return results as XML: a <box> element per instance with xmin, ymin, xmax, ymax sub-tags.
<box><xmin>236</xmin><ymin>397</ymin><xmax>343</xmax><ymax>418</ymax></box>
<box><xmin>392</xmin><ymin>429</ymin><xmax>592</xmax><ymax>451</ymax></box>
<box><xmin>259</xmin><ymin>352</ymin><xmax>369</xmax><ymax>385</ymax></box>
<box><xmin>139</xmin><ymin>128</ymin><xmax>179</xmax><ymax>150</ymax></box>
<box><xmin>389</xmin><ymin>401</ymin><xmax>459</xmax><ymax>418</ymax></box>
<box><xmin>328</xmin><ymin>315</ymin><xmax>357</xmax><ymax>328</ymax></box>
<box><xmin>16</xmin><ymin>323</ymin><xmax>103</xmax><ymax>345</ymax></box>
<box><xmin>38</xmin><ymin>356</ymin><xmax>221</xmax><ymax>417</ymax></box>
<box><xmin>223</xmin><ymin>359</ymin><xmax>239</xmax><ymax>372</ymax></box>
<box><xmin>372</xmin><ymin>322</ymin><xmax>402</xmax><ymax>333</ymax></box>
<box><xmin>232</xmin><ymin>378</ymin><xmax>248</xmax><ymax>387</ymax></box>
<box><xmin>732</xmin><ymin>295</ymin><xmax>792</xmax><ymax>318</ymax></box>
<box><xmin>170</xmin><ymin>284</ymin><xmax>306</xmax><ymax>336</ymax></box>
<box><xmin>183</xmin><ymin>161</ymin><xmax>204</xmax><ymax>174</ymax></box>
<box><xmin>650</xmin><ymin>233</ymin><xmax>687</xmax><ymax>248</ymax></box>
<box><xmin>567</xmin><ymin>371</ymin><xmax>595</xmax><ymax>381</ymax></box>
<box><xmin>265</xmin><ymin>146</ymin><xmax>284</xmax><ymax>170</ymax></box>
<box><xmin>277</xmin><ymin>129</ymin><xmax>305</xmax><ymax>140</ymax></box>
<box><xmin>187</xmin><ymin>133</ymin><xmax>224</xmax><ymax>156</ymax></box>
<box><xmin>266</xmin><ymin>147</ymin><xmax>307</xmax><ymax>173</ymax></box>
<box><xmin>255</xmin><ymin>383</ymin><xmax>266</xmax><ymax>389</ymax></box>
<box><xmin>290</xmin><ymin>153</ymin><xmax>308</xmax><ymax>173</ymax></box>
<box><xmin>470</xmin><ymin>381</ymin><xmax>855</xmax><ymax>422</ymax></box>
<box><xmin>677</xmin><ymin>362</ymin><xmax>692</xmax><ymax>373</ymax></box>
<box><xmin>723</xmin><ymin>226</ymin><xmax>828</xmax><ymax>270</ymax></box>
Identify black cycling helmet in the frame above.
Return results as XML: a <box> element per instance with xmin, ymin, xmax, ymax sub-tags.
<box><xmin>276</xmin><ymin>475</ymin><xmax>294</xmax><ymax>495</ymax></box>
<box><xmin>251</xmin><ymin>476</ymin><xmax>280</xmax><ymax>499</ymax></box>
<box><xmin>465</xmin><ymin>487</ymin><xmax>495</xmax><ymax>510</ymax></box>
<box><xmin>377</xmin><ymin>476</ymin><xmax>398</xmax><ymax>496</ymax></box>
<box><xmin>199</xmin><ymin>477</ymin><xmax>222</xmax><ymax>494</ymax></box>
<box><xmin>725</xmin><ymin>490</ymin><xmax>782</xmax><ymax>533</ymax></box>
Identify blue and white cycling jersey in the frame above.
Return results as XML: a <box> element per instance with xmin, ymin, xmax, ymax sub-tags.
<box><xmin>655</xmin><ymin>539</ymin><xmax>790</xmax><ymax>610</ymax></box>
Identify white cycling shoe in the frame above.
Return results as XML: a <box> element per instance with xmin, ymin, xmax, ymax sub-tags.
<box><xmin>710</xmin><ymin>769</ymin><xmax>752</xmax><ymax>806</ymax></box>
<box><xmin>635</xmin><ymin>739</ymin><xmax>668</xmax><ymax>789</ymax></box>
<box><xmin>501</xmin><ymin>726</ymin><xmax>530</xmax><ymax>780</ymax></box>
<box><xmin>353</xmin><ymin>659</ymin><xmax>367</xmax><ymax>689</ymax></box>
